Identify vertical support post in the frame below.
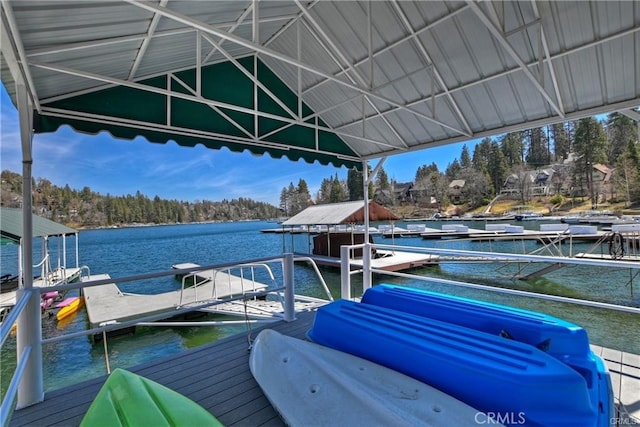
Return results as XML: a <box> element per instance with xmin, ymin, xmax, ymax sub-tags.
<box><xmin>16</xmin><ymin>82</ymin><xmax>44</xmax><ymax>408</ymax></box>
<box><xmin>283</xmin><ymin>253</ymin><xmax>296</xmax><ymax>322</ymax></box>
<box><xmin>75</xmin><ymin>233</ymin><xmax>79</xmax><ymax>268</ymax></box>
<box><xmin>340</xmin><ymin>245</ymin><xmax>351</xmax><ymax>300</ymax></box>
<box><xmin>362</xmin><ymin>161</ymin><xmax>372</xmax><ymax>291</ymax></box>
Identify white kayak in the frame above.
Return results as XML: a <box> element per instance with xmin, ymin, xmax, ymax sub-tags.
<box><xmin>249</xmin><ymin>329</ymin><xmax>501</xmax><ymax>426</ymax></box>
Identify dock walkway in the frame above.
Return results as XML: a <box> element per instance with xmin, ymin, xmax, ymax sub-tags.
<box><xmin>9</xmin><ymin>310</ymin><xmax>640</xmax><ymax>426</ymax></box>
<box><xmin>83</xmin><ymin>270</ymin><xmax>268</xmax><ymax>328</ymax></box>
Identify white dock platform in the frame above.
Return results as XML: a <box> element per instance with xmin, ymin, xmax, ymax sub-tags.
<box><xmin>83</xmin><ymin>269</ymin><xmax>269</xmax><ymax>328</ymax></box>
<box><xmin>203</xmin><ymin>297</ymin><xmax>329</xmax><ymax>319</ymax></box>
<box><xmin>302</xmin><ymin>250</ymin><xmax>439</xmax><ymax>272</ymax></box>
<box><xmin>0</xmin><ymin>267</ymin><xmax>83</xmax><ymax>309</ymax></box>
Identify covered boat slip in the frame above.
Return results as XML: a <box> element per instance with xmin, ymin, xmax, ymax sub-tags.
<box><xmin>281</xmin><ymin>201</ymin><xmax>440</xmax><ymax>271</ymax></box>
<box><xmin>2</xmin><ymin>0</ymin><xmax>639</xmax><ymax>421</ymax></box>
<box><xmin>7</xmin><ymin>310</ymin><xmax>640</xmax><ymax>427</ymax></box>
<box><xmin>0</xmin><ymin>207</ymin><xmax>85</xmax><ymax>315</ymax></box>
<box><xmin>0</xmin><ymin>208</ymin><xmax>82</xmax><ymax>283</ymax></box>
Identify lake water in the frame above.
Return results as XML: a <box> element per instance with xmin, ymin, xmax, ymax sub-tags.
<box><xmin>1</xmin><ymin>219</ymin><xmax>639</xmax><ymax>394</ymax></box>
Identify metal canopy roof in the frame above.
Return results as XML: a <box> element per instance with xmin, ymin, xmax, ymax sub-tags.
<box><xmin>1</xmin><ymin>1</ymin><xmax>639</xmax><ymax>169</ymax></box>
<box><xmin>282</xmin><ymin>200</ymin><xmax>398</xmax><ymax>225</ymax></box>
<box><xmin>0</xmin><ymin>207</ymin><xmax>77</xmax><ymax>242</ymax></box>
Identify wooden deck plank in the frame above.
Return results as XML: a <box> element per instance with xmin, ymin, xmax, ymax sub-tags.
<box><xmin>601</xmin><ymin>346</ymin><xmax>624</xmax><ymax>407</ymax></box>
<box><xmin>620</xmin><ymin>353</ymin><xmax>640</xmax><ymax>422</ymax></box>
<box><xmin>9</xmin><ymin>311</ymin><xmax>640</xmax><ymax>427</ymax></box>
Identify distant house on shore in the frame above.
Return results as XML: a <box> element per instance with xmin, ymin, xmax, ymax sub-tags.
<box><xmin>448</xmin><ymin>179</ymin><xmax>465</xmax><ymax>203</ymax></box>
<box><xmin>501</xmin><ymin>168</ymin><xmax>555</xmax><ymax>199</ymax></box>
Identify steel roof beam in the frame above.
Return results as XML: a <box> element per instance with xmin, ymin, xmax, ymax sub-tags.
<box><xmin>25</xmin><ymin>15</ymin><xmax>298</xmax><ymax>58</ymax></box>
<box><xmin>294</xmin><ymin>0</ymin><xmax>368</xmax><ymax>89</ymax></box>
<box><xmin>171</xmin><ymin>73</ymin><xmax>254</xmax><ymax>140</ymax></box>
<box><xmin>334</xmin><ymin>1</ymin><xmax>639</xmax><ymax>132</ymax></box>
<box><xmin>391</xmin><ymin>1</ymin><xmax>472</xmax><ymax>135</ymax></box>
<box><xmin>302</xmin><ymin>4</ymin><xmax>470</xmax><ymax>95</ymax></box>
<box><xmin>467</xmin><ymin>1</ymin><xmax>564</xmax><ymax>118</ymax></box>
<box><xmin>123</xmin><ymin>0</ymin><xmax>470</xmax><ymax>137</ymax></box>
<box><xmin>296</xmin><ymin>4</ymin><xmax>408</xmax><ymax>149</ymax></box>
<box><xmin>202</xmin><ymin>33</ymin><xmax>298</xmax><ymax>120</ymax></box>
<box><xmin>30</xmin><ymin>61</ymin><xmax>400</xmax><ymax>151</ymax></box>
<box><xmin>530</xmin><ymin>1</ymin><xmax>565</xmax><ymax>118</ymax></box>
<box><xmin>1</xmin><ymin>1</ymin><xmax>40</xmax><ymax>111</ymax></box>
<box><xmin>128</xmin><ymin>0</ymin><xmax>168</xmax><ymax>81</ymax></box>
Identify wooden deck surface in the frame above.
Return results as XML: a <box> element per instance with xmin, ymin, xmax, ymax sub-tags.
<box><xmin>9</xmin><ymin>310</ymin><xmax>640</xmax><ymax>426</ymax></box>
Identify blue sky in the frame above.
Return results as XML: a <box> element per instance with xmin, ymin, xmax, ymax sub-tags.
<box><xmin>0</xmin><ymin>84</ymin><xmax>475</xmax><ymax>206</ymax></box>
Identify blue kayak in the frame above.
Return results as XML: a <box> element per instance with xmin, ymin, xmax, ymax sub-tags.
<box><xmin>309</xmin><ymin>292</ymin><xmax>613</xmax><ymax>427</ymax></box>
<box><xmin>360</xmin><ymin>284</ymin><xmax>613</xmax><ymax>426</ymax></box>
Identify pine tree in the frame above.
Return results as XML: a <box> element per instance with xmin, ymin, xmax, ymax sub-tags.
<box><xmin>551</xmin><ymin>123</ymin><xmax>571</xmax><ymax>162</ymax></box>
<box><xmin>347</xmin><ymin>168</ymin><xmax>364</xmax><ymax>201</ymax></box>
<box><xmin>500</xmin><ymin>131</ymin><xmax>525</xmax><ymax>167</ymax></box>
<box><xmin>573</xmin><ymin>118</ymin><xmax>608</xmax><ymax>206</ymax></box>
<box><xmin>606</xmin><ymin>113</ymin><xmax>637</xmax><ymax>165</ymax></box>
<box><xmin>525</xmin><ymin>128</ymin><xmax>550</xmax><ymax>167</ymax></box>
<box><xmin>295</xmin><ymin>179</ymin><xmax>311</xmax><ymax>214</ymax></box>
<box><xmin>460</xmin><ymin>144</ymin><xmax>472</xmax><ymax>168</ymax></box>
<box><xmin>329</xmin><ymin>174</ymin><xmax>346</xmax><ymax>203</ymax></box>
<box><xmin>376</xmin><ymin>167</ymin><xmax>390</xmax><ymax>190</ymax></box>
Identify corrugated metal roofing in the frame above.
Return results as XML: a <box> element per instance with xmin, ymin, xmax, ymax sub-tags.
<box><xmin>1</xmin><ymin>1</ymin><xmax>638</xmax><ymax>167</ymax></box>
<box><xmin>282</xmin><ymin>200</ymin><xmax>398</xmax><ymax>225</ymax></box>
<box><xmin>0</xmin><ymin>207</ymin><xmax>77</xmax><ymax>242</ymax></box>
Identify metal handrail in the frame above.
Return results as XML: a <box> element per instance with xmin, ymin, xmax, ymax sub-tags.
<box><xmin>0</xmin><ymin>346</ymin><xmax>31</xmax><ymax>427</ymax></box>
<box><xmin>338</xmin><ymin>242</ymin><xmax>640</xmax><ymax>316</ymax></box>
<box><xmin>210</xmin><ymin>263</ymin><xmax>277</xmax><ymax>301</ymax></box>
<box><xmin>293</xmin><ymin>256</ymin><xmax>334</xmax><ymax>302</ymax></box>
<box><xmin>0</xmin><ymin>289</ymin><xmax>37</xmax><ymax>426</ymax></box>
<box><xmin>0</xmin><ymin>290</ymin><xmax>34</xmax><ymax>347</ymax></box>
<box><xmin>2</xmin><ymin>254</ymin><xmax>333</xmax><ymax>416</ymax></box>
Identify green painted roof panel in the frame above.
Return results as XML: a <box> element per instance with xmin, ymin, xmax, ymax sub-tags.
<box><xmin>0</xmin><ymin>207</ymin><xmax>77</xmax><ymax>243</ymax></box>
<box><xmin>33</xmin><ymin>58</ymin><xmax>361</xmax><ymax>170</ymax></box>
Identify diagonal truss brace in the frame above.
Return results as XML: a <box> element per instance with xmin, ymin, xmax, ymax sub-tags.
<box><xmin>467</xmin><ymin>0</ymin><xmax>564</xmax><ymax>118</ymax></box>
<box><xmin>31</xmin><ymin>61</ymin><xmax>401</xmax><ymax>151</ymax></box>
<box><xmin>123</xmin><ymin>0</ymin><xmax>471</xmax><ymax>138</ymax></box>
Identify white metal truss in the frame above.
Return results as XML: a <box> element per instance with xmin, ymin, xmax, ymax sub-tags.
<box><xmin>29</xmin><ymin>60</ymin><xmax>400</xmax><ymax>153</ymax></box>
<box><xmin>123</xmin><ymin>0</ymin><xmax>471</xmax><ymax>137</ymax></box>
<box><xmin>295</xmin><ymin>3</ymin><xmax>409</xmax><ymax>149</ymax></box>
<box><xmin>467</xmin><ymin>1</ymin><xmax>565</xmax><ymax>118</ymax></box>
<box><xmin>333</xmin><ymin>20</ymin><xmax>640</xmax><ymax>135</ymax></box>
<box><xmin>390</xmin><ymin>1</ymin><xmax>473</xmax><ymax>135</ymax></box>
<box><xmin>1</xmin><ymin>1</ymin><xmax>40</xmax><ymax>111</ymax></box>
<box><xmin>3</xmin><ymin>0</ymin><xmax>639</xmax><ymax>160</ymax></box>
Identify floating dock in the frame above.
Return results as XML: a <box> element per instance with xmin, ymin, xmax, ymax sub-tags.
<box><xmin>83</xmin><ymin>269</ymin><xmax>269</xmax><ymax>329</ymax></box>
<box><xmin>83</xmin><ymin>264</ymin><xmax>330</xmax><ymax>329</ymax></box>
<box><xmin>378</xmin><ymin>223</ymin><xmax>609</xmax><ymax>243</ymax></box>
<box><xmin>300</xmin><ymin>249</ymin><xmax>439</xmax><ymax>272</ymax></box>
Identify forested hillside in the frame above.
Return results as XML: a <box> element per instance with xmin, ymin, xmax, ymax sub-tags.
<box><xmin>0</xmin><ymin>170</ymin><xmax>281</xmax><ymax>228</ymax></box>
<box><xmin>279</xmin><ymin>115</ymin><xmax>640</xmax><ymax>216</ymax></box>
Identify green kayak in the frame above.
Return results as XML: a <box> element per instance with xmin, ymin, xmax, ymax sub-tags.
<box><xmin>80</xmin><ymin>368</ymin><xmax>223</xmax><ymax>427</ymax></box>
